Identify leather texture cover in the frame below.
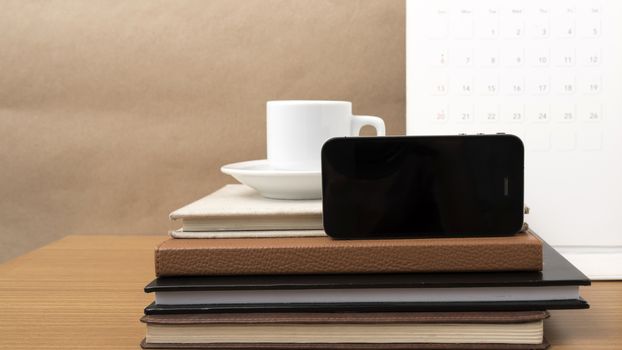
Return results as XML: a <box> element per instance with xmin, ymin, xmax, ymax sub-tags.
<box><xmin>147</xmin><ymin>239</ymin><xmax>588</xmax><ymax>291</ymax></box>
<box><xmin>169</xmin><ymin>185</ymin><xmax>322</xmax><ymax>232</ymax></box>
<box><xmin>140</xmin><ymin>311</ymin><xmax>549</xmax><ymax>325</ymax></box>
<box><xmin>146</xmin><ymin>240</ymin><xmax>588</xmax><ymax>314</ymax></box>
<box><xmin>140</xmin><ymin>339</ymin><xmax>550</xmax><ymax>350</ymax></box>
<box><xmin>170</xmin><ymin>185</ymin><xmax>321</xmax><ymax>220</ymax></box>
<box><xmin>154</xmin><ymin>230</ymin><xmax>542</xmax><ymax>277</ymax></box>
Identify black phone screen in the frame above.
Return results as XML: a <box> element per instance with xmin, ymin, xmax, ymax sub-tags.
<box><xmin>321</xmin><ymin>135</ymin><xmax>524</xmax><ymax>238</ymax></box>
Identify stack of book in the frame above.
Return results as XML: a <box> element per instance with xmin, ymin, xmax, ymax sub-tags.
<box><xmin>141</xmin><ymin>185</ymin><xmax>590</xmax><ymax>350</ymax></box>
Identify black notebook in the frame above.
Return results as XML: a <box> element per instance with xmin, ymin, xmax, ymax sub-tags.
<box><xmin>145</xmin><ymin>241</ymin><xmax>589</xmax><ymax>314</ymax></box>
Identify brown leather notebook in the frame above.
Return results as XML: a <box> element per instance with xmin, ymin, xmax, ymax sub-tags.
<box><xmin>154</xmin><ymin>231</ymin><xmax>542</xmax><ymax>277</ymax></box>
<box><xmin>140</xmin><ymin>311</ymin><xmax>549</xmax><ymax>349</ymax></box>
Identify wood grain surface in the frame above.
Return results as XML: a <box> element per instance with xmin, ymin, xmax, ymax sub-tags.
<box><xmin>0</xmin><ymin>235</ymin><xmax>619</xmax><ymax>349</ymax></box>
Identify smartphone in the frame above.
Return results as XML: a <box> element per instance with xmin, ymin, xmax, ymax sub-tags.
<box><xmin>321</xmin><ymin>134</ymin><xmax>524</xmax><ymax>238</ymax></box>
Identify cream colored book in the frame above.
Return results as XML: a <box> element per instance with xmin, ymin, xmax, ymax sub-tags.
<box><xmin>170</xmin><ymin>228</ymin><xmax>325</xmax><ymax>238</ymax></box>
<box><xmin>141</xmin><ymin>311</ymin><xmax>548</xmax><ymax>346</ymax></box>
<box><xmin>169</xmin><ymin>185</ymin><xmax>323</xmax><ymax>233</ymax></box>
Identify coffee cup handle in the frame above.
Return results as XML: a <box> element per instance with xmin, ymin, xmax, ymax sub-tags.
<box><xmin>351</xmin><ymin>116</ymin><xmax>386</xmax><ymax>136</ymax></box>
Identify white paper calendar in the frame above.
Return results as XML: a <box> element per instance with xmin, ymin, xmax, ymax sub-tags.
<box><xmin>407</xmin><ymin>0</ymin><xmax>622</xmax><ymax>278</ymax></box>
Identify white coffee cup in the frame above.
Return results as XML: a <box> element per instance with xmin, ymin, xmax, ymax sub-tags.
<box><xmin>267</xmin><ymin>100</ymin><xmax>385</xmax><ymax>171</ymax></box>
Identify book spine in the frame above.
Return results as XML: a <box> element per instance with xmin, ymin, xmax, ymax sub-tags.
<box><xmin>154</xmin><ymin>242</ymin><xmax>543</xmax><ymax>277</ymax></box>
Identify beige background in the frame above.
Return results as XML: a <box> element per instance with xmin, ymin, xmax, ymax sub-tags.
<box><xmin>0</xmin><ymin>0</ymin><xmax>405</xmax><ymax>262</ymax></box>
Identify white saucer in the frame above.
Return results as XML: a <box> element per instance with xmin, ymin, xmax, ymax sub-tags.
<box><xmin>221</xmin><ymin>160</ymin><xmax>321</xmax><ymax>200</ymax></box>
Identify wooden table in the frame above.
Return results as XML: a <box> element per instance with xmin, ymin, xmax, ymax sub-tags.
<box><xmin>0</xmin><ymin>235</ymin><xmax>620</xmax><ymax>349</ymax></box>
